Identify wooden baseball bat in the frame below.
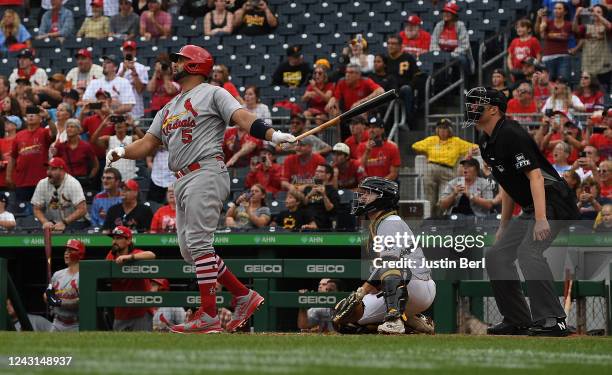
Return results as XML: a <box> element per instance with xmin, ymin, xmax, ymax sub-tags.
<box><xmin>563</xmin><ymin>269</ymin><xmax>573</xmax><ymax>315</ymax></box>
<box><xmin>44</xmin><ymin>226</ymin><xmax>52</xmax><ymax>284</ymax></box>
<box><xmin>294</xmin><ymin>89</ymin><xmax>399</xmax><ymax>142</ymax></box>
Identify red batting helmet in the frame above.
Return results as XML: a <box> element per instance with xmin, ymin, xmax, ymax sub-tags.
<box><xmin>170</xmin><ymin>45</ymin><xmax>214</xmax><ymax>77</ymax></box>
<box><xmin>65</xmin><ymin>239</ymin><xmax>86</xmax><ymax>261</ymax></box>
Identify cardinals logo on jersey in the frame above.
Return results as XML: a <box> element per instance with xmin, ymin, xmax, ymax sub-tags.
<box><xmin>161</xmin><ymin>98</ymin><xmax>200</xmax><ymax>143</ymax></box>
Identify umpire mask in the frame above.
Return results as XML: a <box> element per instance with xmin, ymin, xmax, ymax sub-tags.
<box><xmin>463</xmin><ymin>87</ymin><xmax>490</xmax><ymax>128</ymax></box>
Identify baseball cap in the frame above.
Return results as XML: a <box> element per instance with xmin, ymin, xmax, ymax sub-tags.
<box><xmin>122</xmin><ymin>40</ymin><xmax>137</xmax><ymax>50</ymax></box>
<box><xmin>25</xmin><ymin>105</ymin><xmax>40</xmax><ymax>114</ymax></box>
<box><xmin>15</xmin><ymin>77</ymin><xmax>30</xmax><ymax>85</ymax></box>
<box><xmin>286</xmin><ymin>45</ymin><xmax>302</xmax><ymax>57</ymax></box>
<box><xmin>152</xmin><ymin>278</ymin><xmax>170</xmax><ymax>291</ymax></box>
<box><xmin>45</xmin><ymin>157</ymin><xmax>68</xmax><ymax>170</ymax></box>
<box><xmin>91</xmin><ymin>0</ymin><xmax>104</xmax><ymax>7</ymax></box>
<box><xmin>62</xmin><ymin>89</ymin><xmax>80</xmax><ymax>101</ymax></box>
<box><xmin>76</xmin><ymin>48</ymin><xmax>92</xmax><ymax>59</ymax></box>
<box><xmin>406</xmin><ymin>15</ymin><xmax>422</xmax><ymax>25</ymax></box>
<box><xmin>95</xmin><ymin>89</ymin><xmax>111</xmax><ymax>99</ymax></box>
<box><xmin>122</xmin><ymin>179</ymin><xmax>140</xmax><ymax>191</ymax></box>
<box><xmin>333</xmin><ymin>143</ymin><xmax>350</xmax><ymax>155</ymax></box>
<box><xmin>110</xmin><ymin>225</ymin><xmax>133</xmax><ymax>240</ymax></box>
<box><xmin>442</xmin><ymin>2</ymin><xmax>459</xmax><ymax>15</ymax></box>
<box><xmin>290</xmin><ymin>113</ymin><xmax>305</xmax><ymax>123</ymax></box>
<box><xmin>368</xmin><ymin>115</ymin><xmax>384</xmax><ymax>128</ymax></box>
<box><xmin>314</xmin><ymin>58</ymin><xmax>331</xmax><ymax>70</ymax></box>
<box><xmin>65</xmin><ymin>239</ymin><xmax>85</xmax><ymax>253</ymax></box>
<box><xmin>0</xmin><ymin>192</ymin><xmax>8</xmax><ymax>204</ymax></box>
<box><xmin>49</xmin><ymin>73</ymin><xmax>66</xmax><ymax>82</ymax></box>
<box><xmin>17</xmin><ymin>49</ymin><xmax>34</xmax><ymax>59</ymax></box>
<box><xmin>4</xmin><ymin>115</ymin><xmax>22</xmax><ymax>129</ymax></box>
<box><xmin>460</xmin><ymin>158</ymin><xmax>480</xmax><ymax>170</ymax></box>
<box><xmin>102</xmin><ymin>54</ymin><xmax>119</xmax><ymax>65</ymax></box>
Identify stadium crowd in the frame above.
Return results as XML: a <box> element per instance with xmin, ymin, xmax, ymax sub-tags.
<box><xmin>0</xmin><ymin>0</ymin><xmax>609</xmax><ymax>236</ymax></box>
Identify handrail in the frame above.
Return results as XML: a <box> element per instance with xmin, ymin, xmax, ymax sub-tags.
<box><xmin>424</xmin><ymin>58</ymin><xmax>465</xmax><ymax>122</ymax></box>
<box><xmin>386</xmin><ymin>98</ymin><xmax>405</xmax><ymax>144</ymax></box>
<box><xmin>477</xmin><ymin>26</ymin><xmax>512</xmax><ymax>86</ymax></box>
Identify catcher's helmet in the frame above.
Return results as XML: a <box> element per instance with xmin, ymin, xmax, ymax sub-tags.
<box><xmin>463</xmin><ymin>87</ymin><xmax>507</xmax><ymax>128</ymax></box>
<box><xmin>170</xmin><ymin>45</ymin><xmax>214</xmax><ymax>77</ymax></box>
<box><xmin>351</xmin><ymin>177</ymin><xmax>399</xmax><ymax>216</ymax></box>
<box><xmin>65</xmin><ymin>239</ymin><xmax>86</xmax><ymax>261</ymax></box>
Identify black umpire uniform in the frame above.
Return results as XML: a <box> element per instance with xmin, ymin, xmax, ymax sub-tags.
<box><xmin>474</xmin><ymin>89</ymin><xmax>579</xmax><ymax>336</ymax></box>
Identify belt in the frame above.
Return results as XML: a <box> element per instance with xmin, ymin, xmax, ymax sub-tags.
<box><xmin>428</xmin><ymin>161</ymin><xmax>454</xmax><ymax>169</ymax></box>
<box><xmin>175</xmin><ymin>156</ymin><xmax>224</xmax><ymax>179</ymax></box>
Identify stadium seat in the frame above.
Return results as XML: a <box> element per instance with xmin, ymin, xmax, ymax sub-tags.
<box><xmin>283</xmin><ymin>2</ymin><xmax>307</xmax><ymax>15</ymax></box>
<box><xmin>16</xmin><ymin>216</ymin><xmax>40</xmax><ymax>232</ymax></box>
<box><xmin>375</xmin><ymin>0</ymin><xmax>401</xmax><ymax>14</ymax></box>
<box><xmin>338</xmin><ymin>189</ymin><xmax>354</xmax><ymax>205</ymax></box>
<box><xmin>230</xmin><ymin>176</ymin><xmax>246</xmax><ymax>193</ymax></box>
<box><xmin>310</xmin><ymin>3</ymin><xmax>336</xmax><ymax>15</ymax></box>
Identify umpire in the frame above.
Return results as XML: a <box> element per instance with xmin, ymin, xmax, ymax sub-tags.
<box><xmin>464</xmin><ymin>87</ymin><xmax>579</xmax><ymax>336</ymax></box>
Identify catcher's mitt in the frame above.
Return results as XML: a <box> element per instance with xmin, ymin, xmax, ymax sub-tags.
<box><xmin>332</xmin><ymin>287</ymin><xmax>365</xmax><ymax>325</ymax></box>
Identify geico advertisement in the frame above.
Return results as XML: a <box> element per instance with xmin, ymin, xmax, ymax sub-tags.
<box><xmin>305</xmin><ymin>264</ymin><xmax>346</xmax><ymax>274</ymax></box>
<box><xmin>297</xmin><ymin>295</ymin><xmax>337</xmax><ymax>305</ymax></box>
<box><xmin>121</xmin><ymin>265</ymin><xmax>160</xmax><ymax>274</ymax></box>
<box><xmin>124</xmin><ymin>295</ymin><xmax>225</xmax><ymax>305</ymax></box>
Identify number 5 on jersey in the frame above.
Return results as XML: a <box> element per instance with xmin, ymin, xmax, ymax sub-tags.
<box><xmin>181</xmin><ymin>128</ymin><xmax>193</xmax><ymax>143</ymax></box>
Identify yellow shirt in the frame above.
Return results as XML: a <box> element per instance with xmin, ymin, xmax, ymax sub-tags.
<box><xmin>77</xmin><ymin>16</ymin><xmax>110</xmax><ymax>39</ymax></box>
<box><xmin>412</xmin><ymin>136</ymin><xmax>476</xmax><ymax>167</ymax></box>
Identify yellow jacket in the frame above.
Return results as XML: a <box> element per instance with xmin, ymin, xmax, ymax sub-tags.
<box><xmin>412</xmin><ymin>136</ymin><xmax>476</xmax><ymax>168</ymax></box>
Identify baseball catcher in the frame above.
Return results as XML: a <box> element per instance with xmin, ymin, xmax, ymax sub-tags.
<box><xmin>332</xmin><ymin>177</ymin><xmax>436</xmax><ymax>334</ymax></box>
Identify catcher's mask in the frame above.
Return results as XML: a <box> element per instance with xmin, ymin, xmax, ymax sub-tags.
<box><xmin>463</xmin><ymin>87</ymin><xmax>507</xmax><ymax>128</ymax></box>
<box><xmin>351</xmin><ymin>177</ymin><xmax>399</xmax><ymax>216</ymax></box>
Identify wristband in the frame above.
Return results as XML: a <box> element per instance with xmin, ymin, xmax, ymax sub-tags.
<box><xmin>249</xmin><ymin>118</ymin><xmax>272</xmax><ymax>140</ymax></box>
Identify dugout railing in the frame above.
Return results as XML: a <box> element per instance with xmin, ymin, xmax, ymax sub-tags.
<box><xmin>78</xmin><ymin>258</ymin><xmax>612</xmax><ymax>334</ymax></box>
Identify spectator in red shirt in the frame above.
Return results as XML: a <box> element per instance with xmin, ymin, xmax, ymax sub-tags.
<box><xmin>588</xmin><ymin>109</ymin><xmax>612</xmax><ymax>162</ymax></box>
<box><xmin>574</xmin><ymin>71</ymin><xmax>605</xmax><ymax>113</ymax></box>
<box><xmin>535</xmin><ymin>3</ymin><xmax>573</xmax><ymax>82</ymax></box>
<box><xmin>344</xmin><ymin>116</ymin><xmax>370</xmax><ymax>159</ymax></box>
<box><xmin>325</xmin><ymin>64</ymin><xmax>383</xmax><ymax>139</ymax></box>
<box><xmin>281</xmin><ymin>137</ymin><xmax>326</xmax><ymax>191</ymax></box>
<box><xmin>507</xmin><ymin>81</ymin><xmax>538</xmax><ymax>124</ymax></box>
<box><xmin>146</xmin><ymin>53</ymin><xmax>180</xmax><ymax>118</ymax></box>
<box><xmin>357</xmin><ymin>116</ymin><xmax>401</xmax><ymax>180</ymax></box>
<box><xmin>331</xmin><ymin>142</ymin><xmax>365</xmax><ymax>189</ymax></box>
<box><xmin>531</xmin><ymin>64</ymin><xmax>552</xmax><ymax>110</ymax></box>
<box><xmin>430</xmin><ymin>2</ymin><xmax>474</xmax><ymax>74</ymax></box>
<box><xmin>542</xmin><ymin>111</ymin><xmax>586</xmax><ymax>165</ymax></box>
<box><xmin>597</xmin><ymin>160</ymin><xmax>612</xmax><ymax>200</ymax></box>
<box><xmin>106</xmin><ymin>225</ymin><xmax>156</xmax><ymax>331</ymax></box>
<box><xmin>400</xmin><ymin>15</ymin><xmax>431</xmax><ymax>58</ymax></box>
<box><xmin>139</xmin><ymin>0</ymin><xmax>171</xmax><ymax>40</ymax></box>
<box><xmin>302</xmin><ymin>65</ymin><xmax>334</xmax><ymax>122</ymax></box>
<box><xmin>54</xmin><ymin>118</ymin><xmax>99</xmax><ymax>189</ymax></box>
<box><xmin>0</xmin><ymin>115</ymin><xmax>19</xmax><ymax>190</ymax></box>
<box><xmin>507</xmin><ymin>18</ymin><xmax>542</xmax><ymax>81</ymax></box>
<box><xmin>80</xmin><ymin>90</ymin><xmax>114</xmax><ymax>158</ymax></box>
<box><xmin>7</xmin><ymin>105</ymin><xmax>56</xmax><ymax>205</ymax></box>
<box><xmin>245</xmin><ymin>145</ymin><xmax>282</xmax><ymax>195</ymax></box>
<box><xmin>223</xmin><ymin>125</ymin><xmax>262</xmax><ymax>168</ymax></box>
<box><xmin>210</xmin><ymin>64</ymin><xmax>244</xmax><ymax>105</ymax></box>
<box><xmin>150</xmin><ymin>186</ymin><xmax>176</xmax><ymax>233</ymax></box>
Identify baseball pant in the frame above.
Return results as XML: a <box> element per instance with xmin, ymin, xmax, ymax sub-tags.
<box><xmin>358</xmin><ymin>279</ymin><xmax>436</xmax><ymax>325</ymax></box>
<box><xmin>424</xmin><ymin>162</ymin><xmax>456</xmax><ymax>217</ymax></box>
<box><xmin>51</xmin><ymin>320</ymin><xmax>79</xmax><ymax>332</ymax></box>
<box><xmin>113</xmin><ymin>313</ymin><xmax>153</xmax><ymax>331</ymax></box>
<box><xmin>174</xmin><ymin>158</ymin><xmax>230</xmax><ymax>263</ymax></box>
<box><xmin>485</xmin><ymin>211</ymin><xmax>566</xmax><ymax>325</ymax></box>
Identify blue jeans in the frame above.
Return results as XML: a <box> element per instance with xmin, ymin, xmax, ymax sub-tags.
<box><xmin>398</xmin><ymin>85</ymin><xmax>414</xmax><ymax>121</ymax></box>
<box><xmin>543</xmin><ymin>55</ymin><xmax>571</xmax><ymax>82</ymax></box>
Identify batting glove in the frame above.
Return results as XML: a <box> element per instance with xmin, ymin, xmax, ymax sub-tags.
<box><xmin>106</xmin><ymin>146</ymin><xmax>125</xmax><ymax>166</ymax></box>
<box><xmin>271</xmin><ymin>130</ymin><xmax>296</xmax><ymax>145</ymax></box>
<box><xmin>45</xmin><ymin>286</ymin><xmax>62</xmax><ymax>307</ymax></box>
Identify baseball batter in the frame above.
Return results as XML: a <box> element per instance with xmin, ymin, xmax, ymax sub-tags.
<box><xmin>44</xmin><ymin>239</ymin><xmax>85</xmax><ymax>332</ymax></box>
<box><xmin>332</xmin><ymin>177</ymin><xmax>436</xmax><ymax>334</ymax></box>
<box><xmin>107</xmin><ymin>45</ymin><xmax>296</xmax><ymax>333</ymax></box>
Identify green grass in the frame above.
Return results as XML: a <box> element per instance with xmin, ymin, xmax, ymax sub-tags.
<box><xmin>1</xmin><ymin>333</ymin><xmax>612</xmax><ymax>374</ymax></box>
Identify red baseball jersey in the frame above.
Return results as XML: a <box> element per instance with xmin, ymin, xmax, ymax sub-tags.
<box><xmin>106</xmin><ymin>249</ymin><xmax>152</xmax><ymax>320</ymax></box>
<box><xmin>11</xmin><ymin>127</ymin><xmax>52</xmax><ymax>187</ymax></box>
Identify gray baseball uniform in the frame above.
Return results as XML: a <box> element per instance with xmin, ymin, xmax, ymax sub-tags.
<box><xmin>148</xmin><ymin>83</ymin><xmax>242</xmax><ymax>262</ymax></box>
<box><xmin>50</xmin><ymin>268</ymin><xmax>80</xmax><ymax>331</ymax></box>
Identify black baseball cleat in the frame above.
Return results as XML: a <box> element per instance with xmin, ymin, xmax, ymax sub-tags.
<box><xmin>528</xmin><ymin>318</ymin><xmax>570</xmax><ymax>337</ymax></box>
<box><xmin>487</xmin><ymin>321</ymin><xmax>530</xmax><ymax>335</ymax></box>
